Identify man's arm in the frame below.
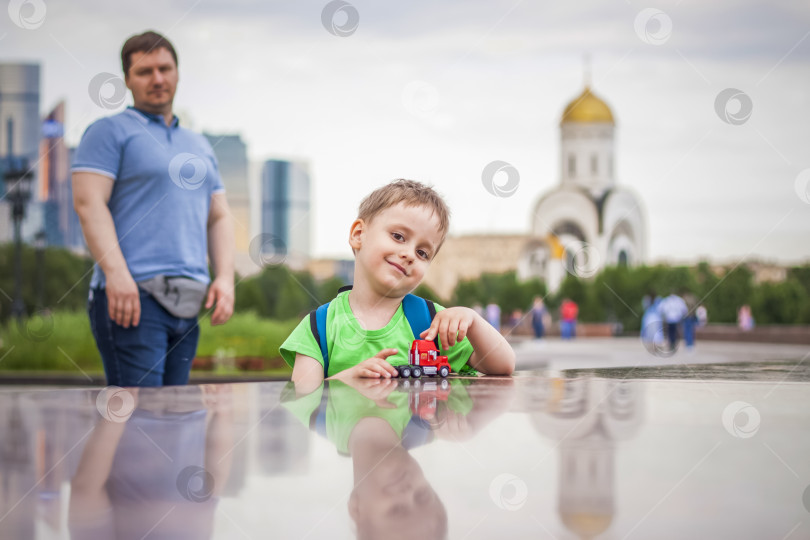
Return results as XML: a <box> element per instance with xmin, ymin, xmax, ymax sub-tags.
<box><xmin>205</xmin><ymin>192</ymin><xmax>235</xmax><ymax>325</ymax></box>
<box><xmin>72</xmin><ymin>171</ymin><xmax>140</xmax><ymax>328</ymax></box>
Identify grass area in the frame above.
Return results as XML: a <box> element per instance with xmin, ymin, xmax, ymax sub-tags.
<box><xmin>0</xmin><ymin>310</ymin><xmax>298</xmax><ymax>373</ymax></box>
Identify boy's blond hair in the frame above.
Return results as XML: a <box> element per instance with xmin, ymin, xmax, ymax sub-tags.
<box><xmin>357</xmin><ymin>179</ymin><xmax>451</xmax><ymax>247</ymax></box>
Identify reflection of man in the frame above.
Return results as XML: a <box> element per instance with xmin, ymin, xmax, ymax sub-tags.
<box><xmin>72</xmin><ymin>31</ymin><xmax>234</xmax><ymax>386</ymax></box>
<box><xmin>69</xmin><ymin>386</ymin><xmax>234</xmax><ymax>539</ymax></box>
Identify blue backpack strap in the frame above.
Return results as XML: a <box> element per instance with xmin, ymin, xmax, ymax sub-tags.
<box><xmin>309</xmin><ymin>302</ymin><xmax>331</xmax><ymax>378</ymax></box>
<box><xmin>313</xmin><ymin>385</ymin><xmax>329</xmax><ymax>438</ymax></box>
<box><xmin>401</xmin><ymin>416</ymin><xmax>435</xmax><ymax>449</ymax></box>
<box><xmin>402</xmin><ymin>294</ymin><xmax>439</xmax><ymax>349</ymax></box>
<box><xmin>310</xmin><ymin>291</ymin><xmax>438</xmax><ymax>378</ymax></box>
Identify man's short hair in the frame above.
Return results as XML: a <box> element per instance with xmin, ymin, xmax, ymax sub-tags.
<box><xmin>121</xmin><ymin>30</ymin><xmax>178</xmax><ymax>77</ymax></box>
<box><xmin>358</xmin><ymin>179</ymin><xmax>451</xmax><ymax>247</ymax></box>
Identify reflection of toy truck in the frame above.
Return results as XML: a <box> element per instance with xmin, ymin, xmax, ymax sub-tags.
<box><xmin>395</xmin><ymin>339</ymin><xmax>451</xmax><ymax>379</ymax></box>
<box><xmin>408</xmin><ymin>378</ymin><xmax>450</xmax><ymax>419</ymax></box>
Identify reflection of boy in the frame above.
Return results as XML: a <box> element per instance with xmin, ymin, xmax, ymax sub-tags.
<box><xmin>349</xmin><ymin>415</ymin><xmax>447</xmax><ymax>540</ymax></box>
<box><xmin>282</xmin><ymin>379</ymin><xmax>459</xmax><ymax>539</ymax></box>
<box><xmin>281</xmin><ymin>180</ymin><xmax>515</xmax><ymax>387</ymax></box>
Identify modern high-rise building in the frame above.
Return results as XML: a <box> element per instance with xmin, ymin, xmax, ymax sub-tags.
<box><xmin>203</xmin><ymin>134</ymin><xmax>250</xmax><ymax>265</ymax></box>
<box><xmin>65</xmin><ymin>148</ymin><xmax>85</xmax><ymax>251</ymax></box>
<box><xmin>42</xmin><ymin>101</ymin><xmax>83</xmax><ymax>250</ymax></box>
<box><xmin>0</xmin><ymin>63</ymin><xmax>42</xmax><ymax>243</ymax></box>
<box><xmin>261</xmin><ymin>159</ymin><xmax>311</xmax><ymax>269</ymax></box>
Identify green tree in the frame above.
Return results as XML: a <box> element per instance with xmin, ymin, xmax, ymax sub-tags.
<box><xmin>0</xmin><ymin>244</ymin><xmax>93</xmax><ymax>322</ymax></box>
<box><xmin>751</xmin><ymin>279</ymin><xmax>808</xmax><ymax>324</ymax></box>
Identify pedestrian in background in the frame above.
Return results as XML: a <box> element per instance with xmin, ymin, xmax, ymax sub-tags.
<box><xmin>682</xmin><ymin>291</ymin><xmax>699</xmax><ymax>352</ymax></box>
<box><xmin>485</xmin><ymin>302</ymin><xmax>501</xmax><ymax>332</ymax></box>
<box><xmin>641</xmin><ymin>293</ymin><xmax>664</xmax><ymax>349</ymax></box>
<box><xmin>738</xmin><ymin>305</ymin><xmax>755</xmax><ymax>332</ymax></box>
<box><xmin>560</xmin><ymin>298</ymin><xmax>578</xmax><ymax>340</ymax></box>
<box><xmin>530</xmin><ymin>297</ymin><xmax>547</xmax><ymax>339</ymax></box>
<box><xmin>659</xmin><ymin>292</ymin><xmax>688</xmax><ymax>351</ymax></box>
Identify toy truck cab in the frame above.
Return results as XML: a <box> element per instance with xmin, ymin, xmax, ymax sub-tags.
<box><xmin>396</xmin><ymin>339</ymin><xmax>451</xmax><ymax>379</ymax></box>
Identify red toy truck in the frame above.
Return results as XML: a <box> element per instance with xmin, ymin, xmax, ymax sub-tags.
<box><xmin>395</xmin><ymin>339</ymin><xmax>452</xmax><ymax>379</ymax></box>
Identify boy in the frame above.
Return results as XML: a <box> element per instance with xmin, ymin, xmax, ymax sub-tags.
<box><xmin>281</xmin><ymin>179</ymin><xmax>515</xmax><ymax>386</ymax></box>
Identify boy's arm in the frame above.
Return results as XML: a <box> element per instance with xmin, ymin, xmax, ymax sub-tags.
<box><xmin>421</xmin><ymin>307</ymin><xmax>515</xmax><ymax>375</ymax></box>
<box><xmin>465</xmin><ymin>312</ymin><xmax>516</xmax><ymax>375</ymax></box>
<box><xmin>292</xmin><ymin>350</ymin><xmax>400</xmax><ymax>387</ymax></box>
<box><xmin>291</xmin><ymin>353</ymin><xmax>325</xmax><ymax>393</ymax></box>
<box><xmin>330</xmin><ymin>349</ymin><xmax>399</xmax><ymax>381</ymax></box>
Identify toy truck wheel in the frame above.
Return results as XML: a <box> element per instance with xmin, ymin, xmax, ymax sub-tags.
<box><xmin>439</xmin><ymin>366</ymin><xmax>450</xmax><ymax>378</ymax></box>
<box><xmin>399</xmin><ymin>366</ymin><xmax>412</xmax><ymax>378</ymax></box>
<box><xmin>411</xmin><ymin>366</ymin><xmax>422</xmax><ymax>378</ymax></box>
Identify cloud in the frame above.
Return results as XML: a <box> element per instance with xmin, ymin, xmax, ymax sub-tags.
<box><xmin>1</xmin><ymin>0</ymin><xmax>808</xmax><ymax>264</ymax></box>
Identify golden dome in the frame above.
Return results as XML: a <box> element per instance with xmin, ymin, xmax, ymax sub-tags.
<box><xmin>560</xmin><ymin>511</ymin><xmax>613</xmax><ymax>538</ymax></box>
<box><xmin>560</xmin><ymin>86</ymin><xmax>615</xmax><ymax>125</ymax></box>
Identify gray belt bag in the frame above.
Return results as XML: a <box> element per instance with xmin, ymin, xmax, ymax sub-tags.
<box><xmin>138</xmin><ymin>275</ymin><xmax>208</xmax><ymax>319</ymax></box>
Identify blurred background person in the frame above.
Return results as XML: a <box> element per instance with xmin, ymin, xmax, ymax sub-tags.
<box><xmin>738</xmin><ymin>304</ymin><xmax>755</xmax><ymax>332</ymax></box>
<box><xmin>530</xmin><ymin>297</ymin><xmax>548</xmax><ymax>339</ymax></box>
<box><xmin>659</xmin><ymin>292</ymin><xmax>688</xmax><ymax>351</ymax></box>
<box><xmin>682</xmin><ymin>290</ymin><xmax>699</xmax><ymax>352</ymax></box>
<box><xmin>485</xmin><ymin>301</ymin><xmax>501</xmax><ymax>332</ymax></box>
<box><xmin>560</xmin><ymin>298</ymin><xmax>578</xmax><ymax>340</ymax></box>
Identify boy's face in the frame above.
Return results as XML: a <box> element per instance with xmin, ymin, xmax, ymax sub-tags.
<box><xmin>350</xmin><ymin>202</ymin><xmax>443</xmax><ymax>298</ymax></box>
<box><xmin>349</xmin><ymin>448</ymin><xmax>446</xmax><ymax>539</ymax></box>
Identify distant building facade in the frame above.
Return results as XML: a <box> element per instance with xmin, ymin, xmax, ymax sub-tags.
<box><xmin>204</xmin><ymin>133</ymin><xmax>251</xmax><ymax>273</ymax></box>
<box><xmin>41</xmin><ymin>101</ymin><xmax>84</xmax><ymax>250</ymax></box>
<box><xmin>261</xmin><ymin>159</ymin><xmax>311</xmax><ymax>270</ymax></box>
<box><xmin>0</xmin><ymin>63</ymin><xmax>43</xmax><ymax>243</ymax></box>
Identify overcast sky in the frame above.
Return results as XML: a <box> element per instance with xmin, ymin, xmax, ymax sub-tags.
<box><xmin>2</xmin><ymin>0</ymin><xmax>809</xmax><ymax>264</ymax></box>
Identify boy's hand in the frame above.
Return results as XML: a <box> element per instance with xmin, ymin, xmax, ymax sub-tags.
<box><xmin>420</xmin><ymin>307</ymin><xmax>477</xmax><ymax>348</ymax></box>
<box><xmin>339</xmin><ymin>349</ymin><xmax>399</xmax><ymax>379</ymax></box>
<box><xmin>341</xmin><ymin>377</ymin><xmax>399</xmax><ymax>407</ymax></box>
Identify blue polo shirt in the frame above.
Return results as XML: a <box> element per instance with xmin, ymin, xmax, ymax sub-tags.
<box><xmin>72</xmin><ymin>107</ymin><xmax>225</xmax><ymax>288</ymax></box>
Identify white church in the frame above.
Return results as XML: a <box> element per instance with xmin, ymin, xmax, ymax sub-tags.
<box><xmin>420</xmin><ymin>81</ymin><xmax>649</xmax><ymax>299</ymax></box>
<box><xmin>518</xmin><ymin>84</ymin><xmax>647</xmax><ymax>292</ymax></box>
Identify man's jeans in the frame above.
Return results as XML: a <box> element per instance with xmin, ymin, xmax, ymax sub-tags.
<box><xmin>89</xmin><ymin>288</ymin><xmax>200</xmax><ymax>386</ymax></box>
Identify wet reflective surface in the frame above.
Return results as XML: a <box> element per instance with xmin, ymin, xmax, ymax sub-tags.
<box><xmin>1</xmin><ymin>372</ymin><xmax>809</xmax><ymax>539</ymax></box>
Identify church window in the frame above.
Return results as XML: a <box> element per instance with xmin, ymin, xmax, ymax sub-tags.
<box><xmin>591</xmin><ymin>154</ymin><xmax>598</xmax><ymax>174</ymax></box>
<box><xmin>568</xmin><ymin>154</ymin><xmax>576</xmax><ymax>177</ymax></box>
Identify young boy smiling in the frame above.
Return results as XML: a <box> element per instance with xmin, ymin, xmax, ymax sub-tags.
<box><xmin>281</xmin><ymin>179</ymin><xmax>515</xmax><ymax>385</ymax></box>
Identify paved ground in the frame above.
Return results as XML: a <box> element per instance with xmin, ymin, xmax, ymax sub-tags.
<box><xmin>511</xmin><ymin>336</ymin><xmax>810</xmax><ymax>379</ymax></box>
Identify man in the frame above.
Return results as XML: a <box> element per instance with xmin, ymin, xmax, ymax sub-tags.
<box><xmin>73</xmin><ymin>31</ymin><xmax>234</xmax><ymax>386</ymax></box>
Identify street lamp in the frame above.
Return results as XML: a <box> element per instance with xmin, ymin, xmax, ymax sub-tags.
<box><xmin>4</xmin><ymin>155</ymin><xmax>34</xmax><ymax>320</ymax></box>
<box><xmin>34</xmin><ymin>230</ymin><xmax>46</xmax><ymax>309</ymax></box>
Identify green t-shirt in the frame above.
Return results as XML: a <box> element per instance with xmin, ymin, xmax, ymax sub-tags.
<box><xmin>325</xmin><ymin>380</ymin><xmax>412</xmax><ymax>454</ymax></box>
<box><xmin>281</xmin><ymin>379</ymin><xmax>475</xmax><ymax>454</ymax></box>
<box><xmin>280</xmin><ymin>291</ymin><xmax>475</xmax><ymax>377</ymax></box>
